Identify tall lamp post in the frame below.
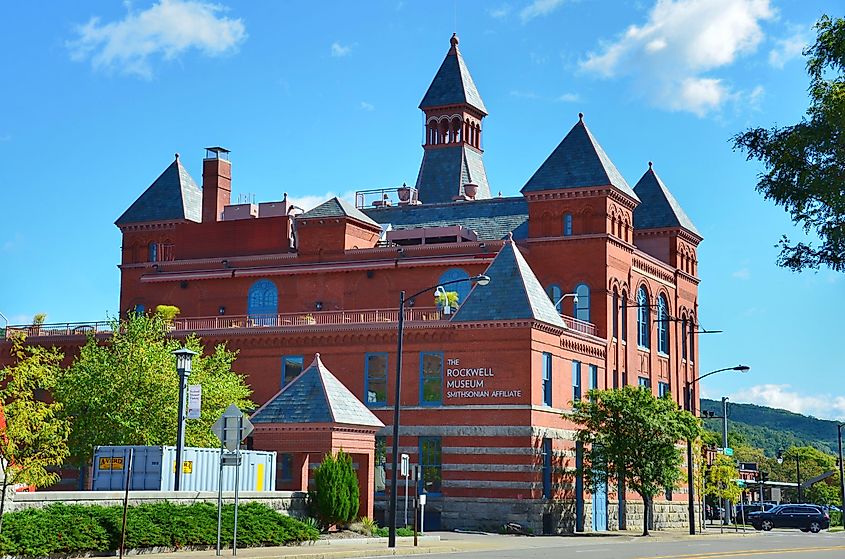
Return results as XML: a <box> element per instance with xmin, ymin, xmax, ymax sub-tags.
<box><xmin>684</xmin><ymin>365</ymin><xmax>750</xmax><ymax>534</ymax></box>
<box><xmin>387</xmin><ymin>274</ymin><xmax>490</xmax><ymax>548</ymax></box>
<box><xmin>837</xmin><ymin>424</ymin><xmax>845</xmax><ymax>527</ymax></box>
<box><xmin>777</xmin><ymin>449</ymin><xmax>802</xmax><ymax>502</ymax></box>
<box><xmin>172</xmin><ymin>347</ymin><xmax>198</xmax><ymax>491</ymax></box>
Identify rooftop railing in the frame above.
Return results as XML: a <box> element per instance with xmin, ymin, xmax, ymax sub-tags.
<box><xmin>562</xmin><ymin>315</ymin><xmax>598</xmax><ymax>336</ymax></box>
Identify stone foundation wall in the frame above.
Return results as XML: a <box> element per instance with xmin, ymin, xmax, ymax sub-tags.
<box><xmin>608</xmin><ymin>501</ymin><xmax>700</xmax><ymax>532</ymax></box>
<box><xmin>7</xmin><ymin>490</ymin><xmax>307</xmax><ymax>517</ymax></box>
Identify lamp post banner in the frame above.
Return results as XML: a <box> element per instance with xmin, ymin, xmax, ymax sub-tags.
<box><xmin>187</xmin><ymin>385</ymin><xmax>202</xmax><ymax>420</ymax></box>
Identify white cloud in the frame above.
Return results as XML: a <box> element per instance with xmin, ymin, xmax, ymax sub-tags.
<box><xmin>769</xmin><ymin>27</ymin><xmax>809</xmax><ymax>69</ymax></box>
<box><xmin>67</xmin><ymin>0</ymin><xmax>246</xmax><ymax>79</ymax></box>
<box><xmin>580</xmin><ymin>0</ymin><xmax>775</xmax><ymax>116</ymax></box>
<box><xmin>489</xmin><ymin>4</ymin><xmax>511</xmax><ymax>19</ymax></box>
<box><xmin>331</xmin><ymin>42</ymin><xmax>352</xmax><ymax>57</ymax></box>
<box><xmin>557</xmin><ymin>92</ymin><xmax>580</xmax><ymax>102</ymax></box>
<box><xmin>729</xmin><ymin>384</ymin><xmax>845</xmax><ymax>422</ymax></box>
<box><xmin>732</xmin><ymin>267</ymin><xmax>751</xmax><ymax>280</ymax></box>
<box><xmin>287</xmin><ymin>190</ymin><xmax>358</xmax><ymax>213</ymax></box>
<box><xmin>359</xmin><ymin>101</ymin><xmax>375</xmax><ymax>111</ymax></box>
<box><xmin>521</xmin><ymin>0</ymin><xmax>568</xmax><ymax>23</ymax></box>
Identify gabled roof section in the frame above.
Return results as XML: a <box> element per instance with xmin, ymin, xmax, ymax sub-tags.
<box><xmin>419</xmin><ymin>34</ymin><xmax>487</xmax><ymax>115</ymax></box>
<box><xmin>363</xmin><ymin>196</ymin><xmax>527</xmax><ymax>240</ymax></box>
<box><xmin>415</xmin><ymin>145</ymin><xmax>491</xmax><ymax>204</ymax></box>
<box><xmin>451</xmin><ymin>240</ymin><xmax>566</xmax><ymax>328</ymax></box>
<box><xmin>299</xmin><ymin>197</ymin><xmax>381</xmax><ymax>228</ymax></box>
<box><xmin>633</xmin><ymin>164</ymin><xmax>701</xmax><ymax>237</ymax></box>
<box><xmin>251</xmin><ymin>354</ymin><xmax>384</xmax><ymax>428</ymax></box>
<box><xmin>521</xmin><ymin>116</ymin><xmax>639</xmax><ymax>201</ymax></box>
<box><xmin>115</xmin><ymin>156</ymin><xmax>202</xmax><ymax>226</ymax></box>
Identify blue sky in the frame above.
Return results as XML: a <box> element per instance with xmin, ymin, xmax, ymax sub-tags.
<box><xmin>1</xmin><ymin>1</ymin><xmax>842</xmax><ymax>419</ymax></box>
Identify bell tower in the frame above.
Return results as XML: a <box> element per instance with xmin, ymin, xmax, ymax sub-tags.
<box><xmin>415</xmin><ymin>34</ymin><xmax>491</xmax><ymax>204</ymax></box>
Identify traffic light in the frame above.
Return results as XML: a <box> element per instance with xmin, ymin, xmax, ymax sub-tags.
<box><xmin>761</xmin><ymin>471</ymin><xmax>769</xmax><ymax>482</ymax></box>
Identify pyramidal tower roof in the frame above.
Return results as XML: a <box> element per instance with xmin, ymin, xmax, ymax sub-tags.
<box><xmin>452</xmin><ymin>238</ymin><xmax>566</xmax><ymax>328</ymax></box>
<box><xmin>299</xmin><ymin>197</ymin><xmax>381</xmax><ymax>228</ymax></box>
<box><xmin>251</xmin><ymin>354</ymin><xmax>384</xmax><ymax>428</ymax></box>
<box><xmin>521</xmin><ymin>115</ymin><xmax>639</xmax><ymax>201</ymax></box>
<box><xmin>419</xmin><ymin>34</ymin><xmax>487</xmax><ymax>114</ymax></box>
<box><xmin>116</xmin><ymin>155</ymin><xmax>202</xmax><ymax>226</ymax></box>
<box><xmin>633</xmin><ymin>163</ymin><xmax>700</xmax><ymax>237</ymax></box>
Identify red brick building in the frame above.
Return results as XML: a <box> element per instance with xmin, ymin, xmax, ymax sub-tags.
<box><xmin>2</xmin><ymin>34</ymin><xmax>702</xmax><ymax>533</ymax></box>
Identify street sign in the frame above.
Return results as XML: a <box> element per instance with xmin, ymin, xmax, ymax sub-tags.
<box><xmin>221</xmin><ymin>454</ymin><xmax>242</xmax><ymax>467</ymax></box>
<box><xmin>187</xmin><ymin>385</ymin><xmax>202</xmax><ymax>419</ymax></box>
<box><xmin>400</xmin><ymin>454</ymin><xmax>410</xmax><ymax>477</ymax></box>
<box><xmin>211</xmin><ymin>404</ymin><xmax>254</xmax><ymax>452</ymax></box>
<box><xmin>723</xmin><ymin>447</ymin><xmax>734</xmax><ymax>456</ymax></box>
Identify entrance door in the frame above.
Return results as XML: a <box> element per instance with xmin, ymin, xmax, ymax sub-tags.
<box><xmin>592</xmin><ymin>478</ymin><xmax>608</xmax><ymax>531</ymax></box>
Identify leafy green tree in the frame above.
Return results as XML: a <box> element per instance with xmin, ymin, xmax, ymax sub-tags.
<box><xmin>0</xmin><ymin>335</ymin><xmax>71</xmax><ymax>531</ymax></box>
<box><xmin>772</xmin><ymin>446</ymin><xmax>839</xmax><ymax>505</ymax></box>
<box><xmin>705</xmin><ymin>455</ymin><xmax>742</xmax><ymax>527</ymax></box>
<box><xmin>568</xmin><ymin>386</ymin><xmax>701</xmax><ymax>535</ymax></box>
<box><xmin>309</xmin><ymin>450</ymin><xmax>359</xmax><ymax>530</ymax></box>
<box><xmin>732</xmin><ymin>15</ymin><xmax>845</xmax><ymax>272</ymax></box>
<box><xmin>54</xmin><ymin>312</ymin><xmax>253</xmax><ymax>464</ymax></box>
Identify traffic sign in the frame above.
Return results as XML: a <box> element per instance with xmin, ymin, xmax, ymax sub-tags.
<box><xmin>211</xmin><ymin>405</ymin><xmax>254</xmax><ymax>452</ymax></box>
<box><xmin>723</xmin><ymin>447</ymin><xmax>734</xmax><ymax>456</ymax></box>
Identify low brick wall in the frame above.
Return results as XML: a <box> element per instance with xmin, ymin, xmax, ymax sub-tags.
<box><xmin>7</xmin><ymin>490</ymin><xmax>307</xmax><ymax>516</ymax></box>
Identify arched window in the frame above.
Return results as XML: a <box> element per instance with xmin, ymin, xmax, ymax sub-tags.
<box><xmin>148</xmin><ymin>242</ymin><xmax>158</xmax><ymax>262</ymax></box>
<box><xmin>612</xmin><ymin>289</ymin><xmax>619</xmax><ymax>338</ymax></box>
<box><xmin>689</xmin><ymin>315</ymin><xmax>696</xmax><ymax>361</ymax></box>
<box><xmin>438</xmin><ymin>268</ymin><xmax>471</xmax><ymax>306</ymax></box>
<box><xmin>575</xmin><ymin>283</ymin><xmax>590</xmax><ymax>322</ymax></box>
<box><xmin>637</xmin><ymin>286</ymin><xmax>650</xmax><ymax>349</ymax></box>
<box><xmin>563</xmin><ymin>213</ymin><xmax>573</xmax><ymax>236</ymax></box>
<box><xmin>681</xmin><ymin>316</ymin><xmax>688</xmax><ymax>360</ymax></box>
<box><xmin>621</xmin><ymin>291</ymin><xmax>628</xmax><ymax>342</ymax></box>
<box><xmin>657</xmin><ymin>295</ymin><xmax>669</xmax><ymax>355</ymax></box>
<box><xmin>248</xmin><ymin>279</ymin><xmax>279</xmax><ymax>321</ymax></box>
<box><xmin>546</xmin><ymin>284</ymin><xmax>563</xmax><ymax>313</ymax></box>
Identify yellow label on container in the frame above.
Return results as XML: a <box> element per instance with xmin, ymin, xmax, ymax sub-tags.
<box><xmin>257</xmin><ymin>463</ymin><xmax>264</xmax><ymax>491</ymax></box>
<box><xmin>172</xmin><ymin>460</ymin><xmax>193</xmax><ymax>474</ymax></box>
<box><xmin>99</xmin><ymin>457</ymin><xmax>124</xmax><ymax>470</ymax></box>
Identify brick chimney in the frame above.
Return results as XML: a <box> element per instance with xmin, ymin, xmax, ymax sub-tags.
<box><xmin>202</xmin><ymin>147</ymin><xmax>231</xmax><ymax>223</ymax></box>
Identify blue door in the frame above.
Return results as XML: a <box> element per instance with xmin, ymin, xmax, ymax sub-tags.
<box><xmin>248</xmin><ymin>279</ymin><xmax>278</xmax><ymax>325</ymax></box>
<box><xmin>592</xmin><ymin>478</ymin><xmax>608</xmax><ymax>531</ymax></box>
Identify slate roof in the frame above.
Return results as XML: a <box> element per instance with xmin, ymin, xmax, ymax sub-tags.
<box><xmin>633</xmin><ymin>165</ymin><xmax>700</xmax><ymax>237</ymax></box>
<box><xmin>299</xmin><ymin>197</ymin><xmax>381</xmax><ymax>228</ymax></box>
<box><xmin>521</xmin><ymin>117</ymin><xmax>639</xmax><ymax>201</ymax></box>
<box><xmin>251</xmin><ymin>354</ymin><xmax>384</xmax><ymax>428</ymax></box>
<box><xmin>451</xmin><ymin>241</ymin><xmax>566</xmax><ymax>328</ymax></box>
<box><xmin>363</xmin><ymin>196</ymin><xmax>528</xmax><ymax>240</ymax></box>
<box><xmin>419</xmin><ymin>35</ymin><xmax>487</xmax><ymax>114</ymax></box>
<box><xmin>415</xmin><ymin>145</ymin><xmax>491</xmax><ymax>204</ymax></box>
<box><xmin>115</xmin><ymin>157</ymin><xmax>202</xmax><ymax>226</ymax></box>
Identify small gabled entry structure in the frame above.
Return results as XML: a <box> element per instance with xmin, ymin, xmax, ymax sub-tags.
<box><xmin>250</xmin><ymin>353</ymin><xmax>384</xmax><ymax>519</ymax></box>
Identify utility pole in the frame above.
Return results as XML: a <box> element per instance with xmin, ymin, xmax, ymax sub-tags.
<box><xmin>721</xmin><ymin>397</ymin><xmax>730</xmax><ymax>524</ymax></box>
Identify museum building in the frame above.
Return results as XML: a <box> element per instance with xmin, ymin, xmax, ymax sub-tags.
<box><xmin>3</xmin><ymin>34</ymin><xmax>703</xmax><ymax>533</ymax></box>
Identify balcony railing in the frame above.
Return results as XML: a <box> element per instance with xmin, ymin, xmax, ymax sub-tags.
<box><xmin>562</xmin><ymin>315</ymin><xmax>598</xmax><ymax>336</ymax></box>
<box><xmin>3</xmin><ymin>308</ymin><xmax>444</xmax><ymax>339</ymax></box>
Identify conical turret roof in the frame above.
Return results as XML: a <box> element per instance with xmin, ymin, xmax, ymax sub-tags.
<box><xmin>633</xmin><ymin>164</ymin><xmax>700</xmax><ymax>237</ymax></box>
<box><xmin>419</xmin><ymin>34</ymin><xmax>487</xmax><ymax>114</ymax></box>
<box><xmin>115</xmin><ymin>155</ymin><xmax>202</xmax><ymax>226</ymax></box>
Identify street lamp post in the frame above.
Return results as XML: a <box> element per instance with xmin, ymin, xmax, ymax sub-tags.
<box><xmin>684</xmin><ymin>365</ymin><xmax>750</xmax><ymax>534</ymax></box>
<box><xmin>777</xmin><ymin>449</ymin><xmax>802</xmax><ymax>502</ymax></box>
<box><xmin>172</xmin><ymin>347</ymin><xmax>198</xmax><ymax>491</ymax></box>
<box><xmin>387</xmin><ymin>274</ymin><xmax>490</xmax><ymax>548</ymax></box>
<box><xmin>838</xmin><ymin>424</ymin><xmax>845</xmax><ymax>527</ymax></box>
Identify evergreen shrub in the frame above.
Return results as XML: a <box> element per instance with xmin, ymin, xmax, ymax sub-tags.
<box><xmin>309</xmin><ymin>450</ymin><xmax>360</xmax><ymax>530</ymax></box>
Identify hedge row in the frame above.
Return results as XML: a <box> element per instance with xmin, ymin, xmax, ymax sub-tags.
<box><xmin>0</xmin><ymin>502</ymin><xmax>319</xmax><ymax>557</ymax></box>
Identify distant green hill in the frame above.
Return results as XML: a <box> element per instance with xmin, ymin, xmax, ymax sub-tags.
<box><xmin>700</xmin><ymin>398</ymin><xmax>842</xmax><ymax>456</ymax></box>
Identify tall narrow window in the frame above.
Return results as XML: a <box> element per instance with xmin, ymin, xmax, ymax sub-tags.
<box><xmin>563</xmin><ymin>213</ymin><xmax>573</xmax><ymax>236</ymax></box>
<box><xmin>420</xmin><ymin>352</ymin><xmax>443</xmax><ymax>406</ymax></box>
<box><xmin>148</xmin><ymin>242</ymin><xmax>158</xmax><ymax>262</ymax></box>
<box><xmin>365</xmin><ymin>353</ymin><xmax>388</xmax><ymax>406</ymax></box>
<box><xmin>682</xmin><ymin>317</ymin><xmax>688</xmax><ymax>360</ymax></box>
<box><xmin>572</xmin><ymin>360</ymin><xmax>582</xmax><ymax>402</ymax></box>
<box><xmin>375</xmin><ymin>436</ymin><xmax>386</xmax><ymax>494</ymax></box>
<box><xmin>419</xmin><ymin>437</ymin><xmax>442</xmax><ymax>494</ymax></box>
<box><xmin>589</xmin><ymin>364</ymin><xmax>598</xmax><ymax>391</ymax></box>
<box><xmin>542</xmin><ymin>352</ymin><xmax>552</xmax><ymax>406</ymax></box>
<box><xmin>546</xmin><ymin>284</ymin><xmax>563</xmax><ymax>313</ymax></box>
<box><xmin>542</xmin><ymin>438</ymin><xmax>552</xmax><ymax>499</ymax></box>
<box><xmin>621</xmin><ymin>292</ymin><xmax>628</xmax><ymax>342</ymax></box>
<box><xmin>637</xmin><ymin>287</ymin><xmax>650</xmax><ymax>349</ymax></box>
<box><xmin>658</xmin><ymin>381</ymin><xmax>670</xmax><ymax>398</ymax></box>
<box><xmin>612</xmin><ymin>289</ymin><xmax>619</xmax><ymax>339</ymax></box>
<box><xmin>638</xmin><ymin>376</ymin><xmax>651</xmax><ymax>389</ymax></box>
<box><xmin>248</xmin><ymin>279</ymin><xmax>279</xmax><ymax>323</ymax></box>
<box><xmin>657</xmin><ymin>295</ymin><xmax>669</xmax><ymax>355</ymax></box>
<box><xmin>689</xmin><ymin>316</ymin><xmax>696</xmax><ymax>361</ymax></box>
<box><xmin>281</xmin><ymin>355</ymin><xmax>304</xmax><ymax>387</ymax></box>
<box><xmin>575</xmin><ymin>283</ymin><xmax>590</xmax><ymax>322</ymax></box>
<box><xmin>277</xmin><ymin>454</ymin><xmax>293</xmax><ymax>483</ymax></box>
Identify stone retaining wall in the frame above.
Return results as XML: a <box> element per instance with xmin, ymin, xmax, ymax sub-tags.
<box><xmin>6</xmin><ymin>490</ymin><xmax>307</xmax><ymax>516</ymax></box>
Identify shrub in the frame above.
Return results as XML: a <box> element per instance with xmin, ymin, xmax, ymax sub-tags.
<box><xmin>309</xmin><ymin>450</ymin><xmax>360</xmax><ymax>530</ymax></box>
<box><xmin>155</xmin><ymin>305</ymin><xmax>180</xmax><ymax>322</ymax></box>
<box><xmin>0</xmin><ymin>501</ymin><xmax>318</xmax><ymax>557</ymax></box>
<box><xmin>373</xmin><ymin>526</ymin><xmax>415</xmax><ymax>537</ymax></box>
